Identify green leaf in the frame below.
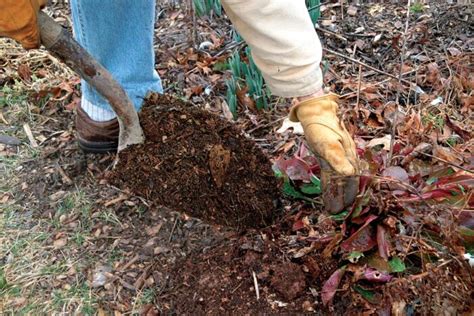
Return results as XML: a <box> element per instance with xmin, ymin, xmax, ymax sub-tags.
<box><xmin>306</xmin><ymin>0</ymin><xmax>321</xmax><ymax>24</ymax></box>
<box><xmin>213</xmin><ymin>0</ymin><xmax>222</xmax><ymax>15</ymax></box>
<box><xmin>0</xmin><ymin>269</ymin><xmax>8</xmax><ymax>291</ymax></box>
<box><xmin>389</xmin><ymin>257</ymin><xmax>406</xmax><ymax>273</ymax></box>
<box><xmin>426</xmin><ymin>167</ymin><xmax>455</xmax><ymax>184</ymax></box>
<box><xmin>353</xmin><ymin>285</ymin><xmax>379</xmax><ymax>304</ymax></box>
<box><xmin>350</xmin><ymin>193</ymin><xmax>371</xmax><ymax>219</ymax></box>
<box><xmin>459</xmin><ymin>226</ymin><xmax>474</xmax><ymax>237</ymax></box>
<box><xmin>193</xmin><ymin>0</ymin><xmax>222</xmax><ymax>16</ymax></box>
<box><xmin>351</xmin><ymin>206</ymin><xmax>363</xmax><ymax>219</ymax></box>
<box><xmin>226</xmin><ymin>45</ymin><xmax>271</xmax><ymax>115</ymax></box>
<box><xmin>311</xmin><ymin>175</ymin><xmax>321</xmax><ymax>185</ymax></box>
<box><xmin>193</xmin><ymin>0</ymin><xmax>205</xmax><ymax>16</ymax></box>
<box><xmin>300</xmin><ymin>183</ymin><xmax>321</xmax><ymax>195</ymax></box>
<box><xmin>282</xmin><ymin>180</ymin><xmax>314</xmax><ymax>202</ymax></box>
<box><xmin>459</xmin><ymin>226</ymin><xmax>474</xmax><ymax>251</ymax></box>
<box><xmin>225</xmin><ymin>78</ymin><xmax>238</xmax><ymax>118</ymax></box>
<box><xmin>331</xmin><ymin>210</ymin><xmax>349</xmax><ymax>222</ymax></box>
<box><xmin>347</xmin><ymin>251</ymin><xmax>364</xmax><ymax>262</ymax></box>
<box><xmin>213</xmin><ymin>61</ymin><xmax>229</xmax><ymax>72</ymax></box>
<box><xmin>321</xmin><ymin>59</ymin><xmax>330</xmax><ymax>76</ymax></box>
<box><xmin>273</xmin><ymin>169</ymin><xmax>284</xmax><ymax>178</ymax></box>
<box><xmin>283</xmin><ymin>180</ymin><xmax>305</xmax><ymax>199</ymax></box>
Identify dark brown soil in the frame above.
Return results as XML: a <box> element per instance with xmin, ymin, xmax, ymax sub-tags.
<box><xmin>162</xmin><ymin>233</ymin><xmax>335</xmax><ymax>315</ymax></box>
<box><xmin>110</xmin><ymin>94</ymin><xmax>281</xmax><ymax>229</ymax></box>
<box><xmin>163</xmin><ymin>227</ymin><xmax>473</xmax><ymax>315</ymax></box>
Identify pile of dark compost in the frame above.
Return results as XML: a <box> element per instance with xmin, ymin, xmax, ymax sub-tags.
<box><xmin>110</xmin><ymin>94</ymin><xmax>281</xmax><ymax>229</ymax></box>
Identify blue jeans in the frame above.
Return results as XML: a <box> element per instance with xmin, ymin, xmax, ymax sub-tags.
<box><xmin>70</xmin><ymin>0</ymin><xmax>163</xmax><ymax>114</ymax></box>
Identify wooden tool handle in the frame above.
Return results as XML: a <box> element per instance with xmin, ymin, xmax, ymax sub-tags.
<box><xmin>37</xmin><ymin>11</ymin><xmax>144</xmax><ymax>151</ymax></box>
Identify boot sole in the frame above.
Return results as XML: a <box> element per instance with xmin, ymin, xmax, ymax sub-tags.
<box><xmin>77</xmin><ymin>137</ymin><xmax>118</xmax><ymax>154</ymax></box>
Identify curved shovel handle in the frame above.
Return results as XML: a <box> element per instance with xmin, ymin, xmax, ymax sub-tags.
<box><xmin>37</xmin><ymin>11</ymin><xmax>144</xmax><ymax>152</ymax></box>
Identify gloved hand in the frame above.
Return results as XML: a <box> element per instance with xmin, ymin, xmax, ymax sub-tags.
<box><xmin>0</xmin><ymin>0</ymin><xmax>46</xmax><ymax>49</ymax></box>
<box><xmin>290</xmin><ymin>94</ymin><xmax>358</xmax><ymax>176</ymax></box>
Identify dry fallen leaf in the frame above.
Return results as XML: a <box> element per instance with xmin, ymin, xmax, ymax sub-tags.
<box><xmin>433</xmin><ymin>145</ymin><xmax>463</xmax><ymax>164</ymax></box>
<box><xmin>382</xmin><ymin>166</ymin><xmax>409</xmax><ymax>183</ymax></box>
<box><xmin>8</xmin><ymin>297</ymin><xmax>26</xmax><ymax>308</ymax></box>
<box><xmin>145</xmin><ymin>223</ymin><xmax>163</xmax><ymax>236</ymax></box>
<box><xmin>277</xmin><ymin>118</ymin><xmax>304</xmax><ymax>135</ymax></box>
<box><xmin>209</xmin><ymin>144</ymin><xmax>231</xmax><ymax>188</ymax></box>
<box><xmin>366</xmin><ymin>134</ymin><xmax>392</xmax><ymax>150</ymax></box>
<box><xmin>49</xmin><ymin>190</ymin><xmax>67</xmax><ymax>202</ymax></box>
<box><xmin>347</xmin><ymin>5</ymin><xmax>358</xmax><ymax>16</ymax></box>
<box><xmin>17</xmin><ymin>64</ymin><xmax>31</xmax><ymax>82</ymax></box>
<box><xmin>0</xmin><ymin>194</ymin><xmax>10</xmax><ymax>204</ymax></box>
<box><xmin>220</xmin><ymin>100</ymin><xmax>234</xmax><ymax>121</ymax></box>
<box><xmin>447</xmin><ymin>47</ymin><xmax>461</xmax><ymax>56</ymax></box>
<box><xmin>53</xmin><ymin>238</ymin><xmax>67</xmax><ymax>249</ymax></box>
<box><xmin>236</xmin><ymin>87</ymin><xmax>255</xmax><ymax>110</ymax></box>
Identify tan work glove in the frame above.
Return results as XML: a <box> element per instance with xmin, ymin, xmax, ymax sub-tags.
<box><xmin>0</xmin><ymin>0</ymin><xmax>46</xmax><ymax>49</ymax></box>
<box><xmin>290</xmin><ymin>94</ymin><xmax>358</xmax><ymax>176</ymax></box>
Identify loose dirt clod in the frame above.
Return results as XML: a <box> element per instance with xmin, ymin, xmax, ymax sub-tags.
<box><xmin>110</xmin><ymin>94</ymin><xmax>280</xmax><ymax>229</ymax></box>
<box><xmin>270</xmin><ymin>262</ymin><xmax>307</xmax><ymax>300</ymax></box>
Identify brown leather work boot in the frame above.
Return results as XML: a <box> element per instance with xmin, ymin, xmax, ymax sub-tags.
<box><xmin>75</xmin><ymin>105</ymin><xmax>119</xmax><ymax>153</ymax></box>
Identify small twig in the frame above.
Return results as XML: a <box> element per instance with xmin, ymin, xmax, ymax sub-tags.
<box><xmin>307</xmin><ymin>2</ymin><xmax>324</xmax><ymax>12</ymax></box>
<box><xmin>315</xmin><ymin>25</ymin><xmax>348</xmax><ymax>42</ymax></box>
<box><xmin>213</xmin><ymin>41</ymin><xmax>245</xmax><ymax>58</ymax></box>
<box><xmin>371</xmin><ymin>175</ymin><xmax>425</xmax><ymax>199</ymax></box>
<box><xmin>340</xmin><ymin>69</ymin><xmax>418</xmax><ymax>99</ymax></box>
<box><xmin>323</xmin><ymin>48</ymin><xmax>413</xmax><ymax>85</ymax></box>
<box><xmin>355</xmin><ymin>64</ymin><xmax>362</xmax><ymax>111</ymax></box>
<box><xmin>344</xmin><ymin>32</ymin><xmax>376</xmax><ymax>38</ymax></box>
<box><xmin>435</xmin><ymin>259</ymin><xmax>453</xmax><ymax>269</ymax></box>
<box><xmin>57</xmin><ymin>164</ymin><xmax>73</xmax><ymax>185</ymax></box>
<box><xmin>252</xmin><ymin>270</ymin><xmax>260</xmax><ymax>300</ymax></box>
<box><xmin>231</xmin><ymin>281</ymin><xmax>244</xmax><ymax>293</ymax></box>
<box><xmin>38</xmin><ymin>130</ymin><xmax>66</xmax><ymax>146</ymax></box>
<box><xmin>108</xmin><ymin>184</ymin><xmax>150</xmax><ymax>207</ymax></box>
<box><xmin>387</xmin><ymin>0</ymin><xmax>412</xmax><ymax>167</ymax></box>
<box><xmin>190</xmin><ymin>0</ymin><xmax>197</xmax><ymax>49</ymax></box>
<box><xmin>340</xmin><ymin>0</ymin><xmax>344</xmax><ymax>20</ymax></box>
<box><xmin>134</xmin><ymin>264</ymin><xmax>153</xmax><ymax>290</ymax></box>
<box><xmin>247</xmin><ymin>117</ymin><xmax>285</xmax><ymax>134</ymax></box>
<box><xmin>415</xmin><ymin>150</ymin><xmax>474</xmax><ymax>174</ymax></box>
<box><xmin>0</xmin><ymin>112</ymin><xmax>9</xmax><ymax>125</ymax></box>
<box><xmin>104</xmin><ymin>193</ymin><xmax>128</xmax><ymax>207</ymax></box>
<box><xmin>168</xmin><ymin>217</ymin><xmax>179</xmax><ymax>242</ymax></box>
<box><xmin>22</xmin><ymin>123</ymin><xmax>38</xmax><ymax>148</ymax></box>
<box><xmin>119</xmin><ymin>254</ymin><xmax>140</xmax><ymax>272</ymax></box>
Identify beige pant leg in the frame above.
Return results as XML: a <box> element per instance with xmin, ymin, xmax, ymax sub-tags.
<box><xmin>221</xmin><ymin>0</ymin><xmax>323</xmax><ymax>98</ymax></box>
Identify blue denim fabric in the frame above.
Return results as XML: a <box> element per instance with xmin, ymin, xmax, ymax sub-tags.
<box><xmin>70</xmin><ymin>0</ymin><xmax>163</xmax><ymax>112</ymax></box>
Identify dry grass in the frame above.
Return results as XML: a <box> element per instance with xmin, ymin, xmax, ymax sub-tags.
<box><xmin>1</xmin><ymin>39</ymin><xmax>99</xmax><ymax>315</ymax></box>
<box><xmin>1</xmin><ymin>39</ymin><xmax>163</xmax><ymax>315</ymax></box>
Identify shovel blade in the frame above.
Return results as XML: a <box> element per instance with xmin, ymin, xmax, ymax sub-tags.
<box><xmin>318</xmin><ymin>158</ymin><xmax>359</xmax><ymax>214</ymax></box>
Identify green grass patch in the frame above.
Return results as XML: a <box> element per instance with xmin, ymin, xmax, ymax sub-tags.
<box><xmin>306</xmin><ymin>0</ymin><xmax>321</xmax><ymax>24</ymax></box>
<box><xmin>0</xmin><ymin>85</ymin><xmax>29</xmax><ymax>108</ymax></box>
<box><xmin>51</xmin><ymin>283</ymin><xmax>97</xmax><ymax>315</ymax></box>
<box><xmin>98</xmin><ymin>210</ymin><xmax>122</xmax><ymax>226</ymax></box>
<box><xmin>422</xmin><ymin>112</ymin><xmax>445</xmax><ymax>131</ymax></box>
<box><xmin>193</xmin><ymin>0</ymin><xmax>221</xmax><ymax>16</ymax></box>
<box><xmin>138</xmin><ymin>288</ymin><xmax>156</xmax><ymax>305</ymax></box>
<box><xmin>410</xmin><ymin>2</ymin><xmax>424</xmax><ymax>13</ymax></box>
<box><xmin>0</xmin><ymin>268</ymin><xmax>8</xmax><ymax>291</ymax></box>
<box><xmin>225</xmin><ymin>48</ymin><xmax>272</xmax><ymax>117</ymax></box>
